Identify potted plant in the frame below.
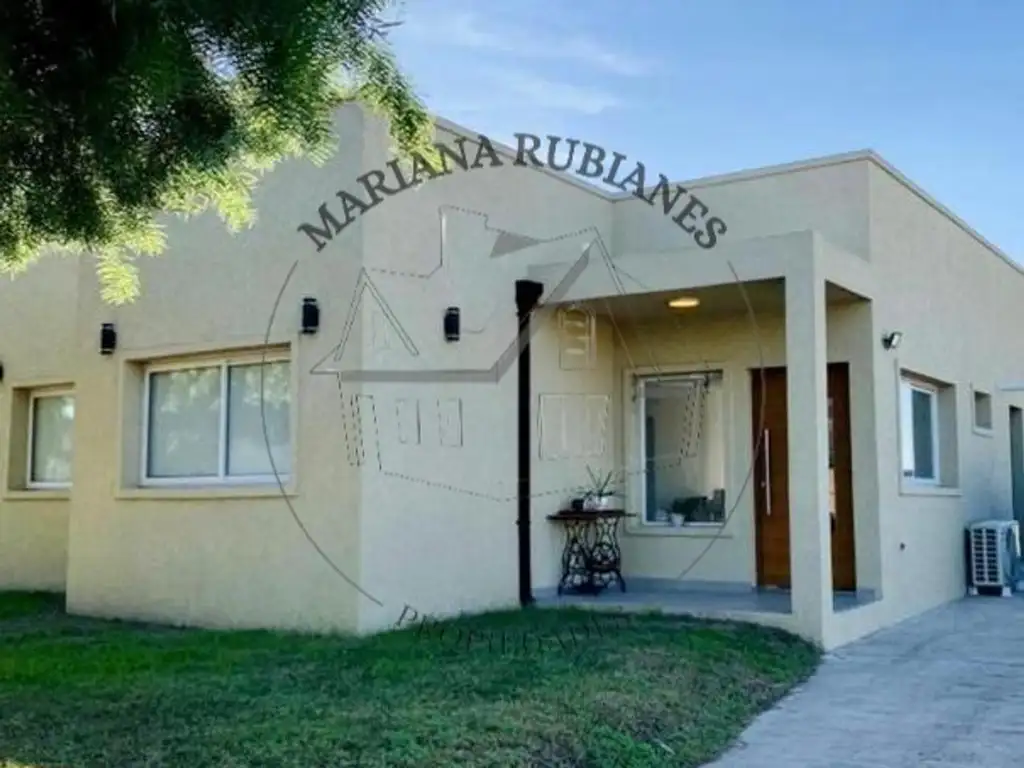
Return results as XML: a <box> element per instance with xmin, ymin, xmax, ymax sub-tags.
<box><xmin>583</xmin><ymin>466</ymin><xmax>619</xmax><ymax>511</ymax></box>
<box><xmin>671</xmin><ymin>496</ymin><xmax>704</xmax><ymax>527</ymax></box>
<box><xmin>669</xmin><ymin>502</ymin><xmax>686</xmax><ymax>527</ymax></box>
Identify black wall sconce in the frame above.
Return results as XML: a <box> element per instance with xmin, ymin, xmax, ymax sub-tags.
<box><xmin>100</xmin><ymin>323</ymin><xmax>117</xmax><ymax>355</ymax></box>
<box><xmin>301</xmin><ymin>297</ymin><xmax>320</xmax><ymax>335</ymax></box>
<box><xmin>0</xmin><ymin>361</ymin><xmax>4</xmax><ymax>383</ymax></box>
<box><xmin>882</xmin><ymin>330</ymin><xmax>903</xmax><ymax>351</ymax></box>
<box><xmin>444</xmin><ymin>307</ymin><xmax>460</xmax><ymax>342</ymax></box>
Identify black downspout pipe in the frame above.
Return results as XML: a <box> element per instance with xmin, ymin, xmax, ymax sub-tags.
<box><xmin>515</xmin><ymin>279</ymin><xmax>544</xmax><ymax>607</ymax></box>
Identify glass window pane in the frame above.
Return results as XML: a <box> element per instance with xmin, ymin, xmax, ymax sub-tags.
<box><xmin>147</xmin><ymin>367</ymin><xmax>222</xmax><ymax>478</ymax></box>
<box><xmin>911</xmin><ymin>389</ymin><xmax>935</xmax><ymax>479</ymax></box>
<box><xmin>644</xmin><ymin>414</ymin><xmax>657</xmax><ymax>521</ymax></box>
<box><xmin>974</xmin><ymin>391</ymin><xmax>992</xmax><ymax>430</ymax></box>
<box><xmin>227</xmin><ymin>362</ymin><xmax>291</xmax><ymax>477</ymax></box>
<box><xmin>900</xmin><ymin>382</ymin><xmax>915</xmax><ymax>477</ymax></box>
<box><xmin>30</xmin><ymin>395</ymin><xmax>74</xmax><ymax>484</ymax></box>
<box><xmin>642</xmin><ymin>375</ymin><xmax>726</xmax><ymax>524</ymax></box>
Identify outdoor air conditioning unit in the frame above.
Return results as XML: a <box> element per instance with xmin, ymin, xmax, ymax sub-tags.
<box><xmin>967</xmin><ymin>519</ymin><xmax>1022</xmax><ymax>596</ymax></box>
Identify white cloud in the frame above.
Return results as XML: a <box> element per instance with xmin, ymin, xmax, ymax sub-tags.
<box><xmin>490</xmin><ymin>71</ymin><xmax>621</xmax><ymax>115</ymax></box>
<box><xmin>420</xmin><ymin>69</ymin><xmax>623</xmax><ymax>117</ymax></box>
<box><xmin>404</xmin><ymin>11</ymin><xmax>652</xmax><ymax>77</ymax></box>
<box><xmin>556</xmin><ymin>37</ymin><xmax>651</xmax><ymax>78</ymax></box>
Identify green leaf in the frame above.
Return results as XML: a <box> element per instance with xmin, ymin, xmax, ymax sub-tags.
<box><xmin>0</xmin><ymin>0</ymin><xmax>433</xmax><ymax>302</ymax></box>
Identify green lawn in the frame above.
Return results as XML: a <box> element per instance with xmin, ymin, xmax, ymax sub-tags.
<box><xmin>0</xmin><ymin>592</ymin><xmax>819</xmax><ymax>767</ymax></box>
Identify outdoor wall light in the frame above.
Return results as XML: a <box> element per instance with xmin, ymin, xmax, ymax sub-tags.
<box><xmin>444</xmin><ymin>306</ymin><xmax>460</xmax><ymax>342</ymax></box>
<box><xmin>667</xmin><ymin>296</ymin><xmax>700</xmax><ymax>309</ymax></box>
<box><xmin>0</xmin><ymin>361</ymin><xmax>4</xmax><ymax>383</ymax></box>
<box><xmin>301</xmin><ymin>297</ymin><xmax>320</xmax><ymax>335</ymax></box>
<box><xmin>882</xmin><ymin>330</ymin><xmax>903</xmax><ymax>351</ymax></box>
<box><xmin>99</xmin><ymin>323</ymin><xmax>117</xmax><ymax>355</ymax></box>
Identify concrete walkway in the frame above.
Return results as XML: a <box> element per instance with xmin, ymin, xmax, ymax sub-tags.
<box><xmin>710</xmin><ymin>596</ymin><xmax>1024</xmax><ymax>767</ymax></box>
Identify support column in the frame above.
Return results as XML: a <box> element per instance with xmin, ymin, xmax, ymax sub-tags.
<box><xmin>785</xmin><ymin>264</ymin><xmax>832</xmax><ymax>644</ymax></box>
<box><xmin>847</xmin><ymin>298</ymin><xmax>883</xmax><ymax>598</ymax></box>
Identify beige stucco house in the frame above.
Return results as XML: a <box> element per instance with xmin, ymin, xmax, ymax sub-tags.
<box><xmin>2</xmin><ymin>103</ymin><xmax>1023</xmax><ymax>650</ymax></box>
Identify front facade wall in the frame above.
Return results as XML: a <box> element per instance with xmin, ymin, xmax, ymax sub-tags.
<box><xmin>6</xmin><ymin>104</ymin><xmax>1024</xmax><ymax>650</ymax></box>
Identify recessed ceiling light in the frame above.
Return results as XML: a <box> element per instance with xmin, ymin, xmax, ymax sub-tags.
<box><xmin>667</xmin><ymin>296</ymin><xmax>700</xmax><ymax>309</ymax></box>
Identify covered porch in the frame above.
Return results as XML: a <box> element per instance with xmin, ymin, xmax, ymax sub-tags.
<box><xmin>529</xmin><ymin>231</ymin><xmax>886</xmax><ymax>648</ymax></box>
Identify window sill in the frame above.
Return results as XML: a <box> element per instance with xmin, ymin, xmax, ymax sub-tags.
<box><xmin>117</xmin><ymin>485</ymin><xmax>296</xmax><ymax>501</ymax></box>
<box><xmin>2</xmin><ymin>489</ymin><xmax>71</xmax><ymax>502</ymax></box>
<box><xmin>899</xmin><ymin>483</ymin><xmax>961</xmax><ymax>498</ymax></box>
<box><xmin>972</xmin><ymin>426</ymin><xmax>994</xmax><ymax>438</ymax></box>
<box><xmin>626</xmin><ymin>524</ymin><xmax>732</xmax><ymax>539</ymax></box>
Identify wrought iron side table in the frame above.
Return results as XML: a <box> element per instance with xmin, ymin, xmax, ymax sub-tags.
<box><xmin>546</xmin><ymin>510</ymin><xmax>633</xmax><ymax>595</ymax></box>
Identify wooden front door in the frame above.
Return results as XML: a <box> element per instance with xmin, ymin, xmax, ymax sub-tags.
<box><xmin>751</xmin><ymin>367</ymin><xmax>791</xmax><ymax>588</ymax></box>
<box><xmin>751</xmin><ymin>364</ymin><xmax>856</xmax><ymax>591</ymax></box>
<box><xmin>828</xmin><ymin>364</ymin><xmax>857</xmax><ymax>591</ymax></box>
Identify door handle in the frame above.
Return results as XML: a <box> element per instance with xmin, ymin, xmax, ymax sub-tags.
<box><xmin>763</xmin><ymin>428</ymin><xmax>772</xmax><ymax>517</ymax></box>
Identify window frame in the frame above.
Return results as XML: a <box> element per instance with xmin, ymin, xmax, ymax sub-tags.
<box><xmin>972</xmin><ymin>387</ymin><xmax>994</xmax><ymax>434</ymax></box>
<box><xmin>899</xmin><ymin>376</ymin><xmax>940</xmax><ymax>485</ymax></box>
<box><xmin>635</xmin><ymin>370</ymin><xmax>726</xmax><ymax>528</ymax></box>
<box><xmin>139</xmin><ymin>353</ymin><xmax>292</xmax><ymax>488</ymax></box>
<box><xmin>26</xmin><ymin>387</ymin><xmax>75</xmax><ymax>490</ymax></box>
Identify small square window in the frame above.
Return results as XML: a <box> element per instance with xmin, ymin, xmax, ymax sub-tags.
<box><xmin>973</xmin><ymin>389</ymin><xmax>993</xmax><ymax>432</ymax></box>
<box><xmin>28</xmin><ymin>391</ymin><xmax>75</xmax><ymax>488</ymax></box>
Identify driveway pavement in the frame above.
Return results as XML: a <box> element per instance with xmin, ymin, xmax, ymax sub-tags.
<box><xmin>710</xmin><ymin>596</ymin><xmax>1024</xmax><ymax>767</ymax></box>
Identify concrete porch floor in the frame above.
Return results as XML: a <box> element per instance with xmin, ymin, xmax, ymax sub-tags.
<box><xmin>535</xmin><ymin>583</ymin><xmax>878</xmax><ymax>617</ymax></box>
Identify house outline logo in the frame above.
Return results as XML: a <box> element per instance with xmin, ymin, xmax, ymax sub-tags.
<box><xmin>308</xmin><ymin>205</ymin><xmax>623</xmax><ymax>385</ymax></box>
<box><xmin>321</xmin><ymin>267</ymin><xmax>422</xmax><ymax>365</ymax></box>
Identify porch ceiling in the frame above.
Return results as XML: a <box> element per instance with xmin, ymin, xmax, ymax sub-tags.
<box><xmin>572</xmin><ymin>279</ymin><xmax>860</xmax><ymax>321</ymax></box>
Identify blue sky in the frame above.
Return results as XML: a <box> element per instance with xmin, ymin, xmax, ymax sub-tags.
<box><xmin>387</xmin><ymin>0</ymin><xmax>1024</xmax><ymax>259</ymax></box>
